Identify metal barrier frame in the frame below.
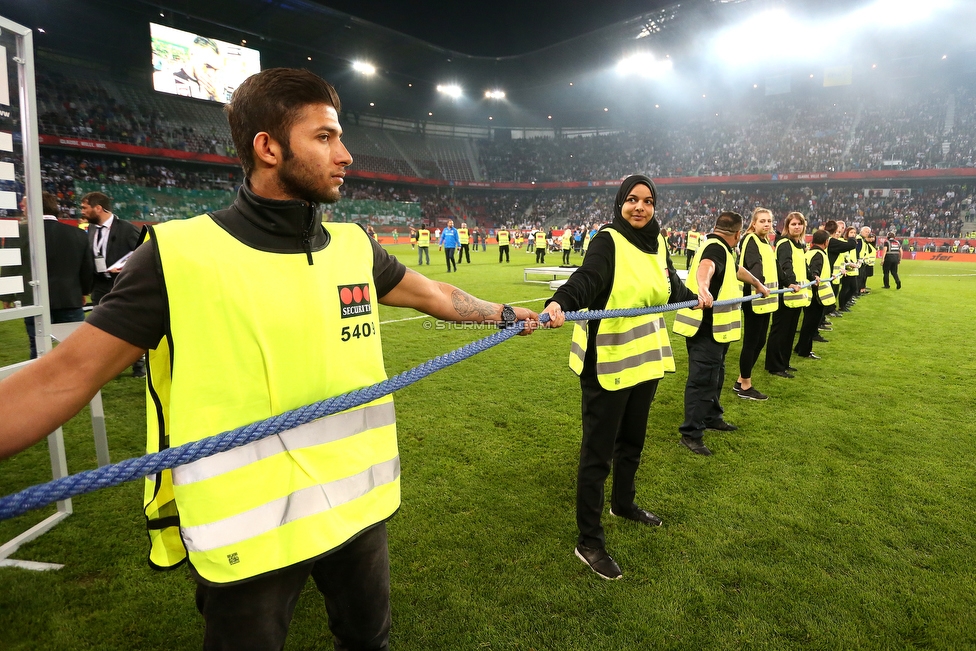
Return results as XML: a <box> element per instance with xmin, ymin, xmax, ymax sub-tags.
<box><xmin>0</xmin><ymin>16</ymin><xmax>71</xmax><ymax>566</ymax></box>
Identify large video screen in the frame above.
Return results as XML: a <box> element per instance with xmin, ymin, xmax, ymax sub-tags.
<box><xmin>151</xmin><ymin>23</ymin><xmax>261</xmax><ymax>103</ymax></box>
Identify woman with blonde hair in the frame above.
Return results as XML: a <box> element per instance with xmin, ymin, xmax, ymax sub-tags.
<box><xmin>734</xmin><ymin>207</ymin><xmax>779</xmax><ymax>401</ymax></box>
<box><xmin>764</xmin><ymin>211</ymin><xmax>807</xmax><ymax>378</ymax></box>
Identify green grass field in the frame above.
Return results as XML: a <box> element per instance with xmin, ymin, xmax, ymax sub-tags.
<box><xmin>1</xmin><ymin>248</ymin><xmax>975</xmax><ymax>650</ymax></box>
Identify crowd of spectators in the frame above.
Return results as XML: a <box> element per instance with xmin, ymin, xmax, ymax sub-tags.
<box><xmin>30</xmin><ymin>71</ymin><xmax>976</xmax><ymax>186</ymax></box>
<box><xmin>36</xmin><ymin>71</ymin><xmax>237</xmax><ymax>157</ymax></box>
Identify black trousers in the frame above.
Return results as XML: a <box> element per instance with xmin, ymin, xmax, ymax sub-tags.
<box><xmin>738</xmin><ymin>303</ymin><xmax>771</xmax><ymax>380</ymax></box>
<box><xmin>562</xmin><ymin>249</ymin><xmax>571</xmax><ymax>265</ymax></box>
<box><xmin>680</xmin><ymin>330</ymin><xmax>729</xmax><ymax>439</ymax></box>
<box><xmin>685</xmin><ymin>249</ymin><xmax>695</xmax><ymax>269</ymax></box>
<box><xmin>417</xmin><ymin>246</ymin><xmax>429</xmax><ymax>265</ymax></box>
<box><xmin>444</xmin><ymin>247</ymin><xmax>457</xmax><ymax>272</ymax></box>
<box><xmin>794</xmin><ymin>301</ymin><xmax>825</xmax><ymax>357</ymax></box>
<box><xmin>765</xmin><ymin>298</ymin><xmax>801</xmax><ymax>373</ymax></box>
<box><xmin>535</xmin><ymin>247</ymin><xmax>546</xmax><ymax>264</ymax></box>
<box><xmin>839</xmin><ymin>276</ymin><xmax>857</xmax><ymax>308</ymax></box>
<box><xmin>457</xmin><ymin>244</ymin><xmax>470</xmax><ymax>263</ymax></box>
<box><xmin>195</xmin><ymin>524</ymin><xmax>391</xmax><ymax>651</ymax></box>
<box><xmin>883</xmin><ymin>257</ymin><xmax>901</xmax><ymax>288</ymax></box>
<box><xmin>578</xmin><ymin>374</ymin><xmax>659</xmax><ymax>549</ymax></box>
<box><xmin>858</xmin><ymin>265</ymin><xmax>870</xmax><ymax>292</ymax></box>
<box><xmin>498</xmin><ymin>245</ymin><xmax>509</xmax><ymax>262</ymax></box>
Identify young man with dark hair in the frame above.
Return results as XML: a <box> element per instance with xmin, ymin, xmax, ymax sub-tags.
<box><xmin>0</xmin><ymin>67</ymin><xmax>540</xmax><ymax>651</ymax></box>
<box><xmin>674</xmin><ymin>211</ymin><xmax>769</xmax><ymax>455</ymax></box>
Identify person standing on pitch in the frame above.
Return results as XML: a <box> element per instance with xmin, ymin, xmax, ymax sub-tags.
<box><xmin>497</xmin><ymin>226</ymin><xmax>510</xmax><ymax>262</ymax></box>
<box><xmin>856</xmin><ymin>226</ymin><xmax>876</xmax><ymax>295</ymax></box>
<box><xmin>824</xmin><ymin>220</ymin><xmax>856</xmax><ymax>318</ymax></box>
<box><xmin>439</xmin><ymin>219</ymin><xmax>459</xmax><ymax>273</ymax></box>
<box><xmin>794</xmin><ymin>229</ymin><xmax>835</xmax><ymax>360</ymax></box>
<box><xmin>417</xmin><ymin>223</ymin><xmax>431</xmax><ymax>265</ymax></box>
<box><xmin>409</xmin><ymin>226</ymin><xmax>417</xmax><ymax>250</ymax></box>
<box><xmin>535</xmin><ymin>229</ymin><xmax>547</xmax><ymax>264</ymax></box>
<box><xmin>674</xmin><ymin>211</ymin><xmax>769</xmax><ymax>456</ymax></box>
<box><xmin>838</xmin><ymin>225</ymin><xmax>860</xmax><ymax>311</ymax></box>
<box><xmin>734</xmin><ymin>208</ymin><xmax>779</xmax><ymax>401</ymax></box>
<box><xmin>561</xmin><ymin>228</ymin><xmax>573</xmax><ymax>265</ymax></box>
<box><xmin>764</xmin><ymin>212</ymin><xmax>808</xmax><ymax>379</ymax></box>
<box><xmin>456</xmin><ymin>222</ymin><xmax>471</xmax><ymax>264</ymax></box>
<box><xmin>542</xmin><ymin>175</ymin><xmax>701</xmax><ymax>580</ymax></box>
<box><xmin>0</xmin><ymin>67</ymin><xmax>542</xmax><ymax>650</ymax></box>
<box><xmin>685</xmin><ymin>225</ymin><xmax>702</xmax><ymax>269</ymax></box>
<box><xmin>881</xmin><ymin>232</ymin><xmax>902</xmax><ymax>289</ymax></box>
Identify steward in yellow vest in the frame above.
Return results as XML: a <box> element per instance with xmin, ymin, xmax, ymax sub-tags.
<box><xmin>541</xmin><ymin>175</ymin><xmax>697</xmax><ymax>580</ymax></box>
<box><xmin>685</xmin><ymin>229</ymin><xmax>702</xmax><ymax>269</ymax></box>
<box><xmin>795</xmin><ymin>229</ymin><xmax>835</xmax><ymax>359</ymax></box>
<box><xmin>535</xmin><ymin>230</ymin><xmax>547</xmax><ymax>264</ymax></box>
<box><xmin>561</xmin><ymin>229</ymin><xmax>573</xmax><ymax>265</ymax></box>
<box><xmin>735</xmin><ymin>207</ymin><xmax>778</xmax><ymax>400</ymax></box>
<box><xmin>765</xmin><ymin>213</ymin><xmax>810</xmax><ymax>377</ymax></box>
<box><xmin>497</xmin><ymin>228</ymin><xmax>510</xmax><ymax>262</ymax></box>
<box><xmin>675</xmin><ymin>211</ymin><xmax>768</xmax><ymax>457</ymax></box>
<box><xmin>856</xmin><ymin>228</ymin><xmax>876</xmax><ymax>294</ymax></box>
<box><xmin>582</xmin><ymin>228</ymin><xmax>592</xmax><ymax>256</ymax></box>
<box><xmin>0</xmin><ymin>68</ymin><xmax>547</xmax><ymax>650</ymax></box>
<box><xmin>838</xmin><ymin>225</ymin><xmax>860</xmax><ymax>311</ymax></box>
<box><xmin>417</xmin><ymin>226</ymin><xmax>431</xmax><ymax>265</ymax></box>
<box><xmin>457</xmin><ymin>223</ymin><xmax>471</xmax><ymax>264</ymax></box>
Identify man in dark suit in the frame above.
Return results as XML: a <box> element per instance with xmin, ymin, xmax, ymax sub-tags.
<box><xmin>82</xmin><ymin>191</ymin><xmax>140</xmax><ymax>305</ymax></box>
<box><xmin>81</xmin><ymin>191</ymin><xmax>145</xmax><ymax>376</ymax></box>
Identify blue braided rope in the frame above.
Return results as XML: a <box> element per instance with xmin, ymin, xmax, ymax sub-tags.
<box><xmin>0</xmin><ymin>274</ymin><xmax>836</xmax><ymax>521</ymax></box>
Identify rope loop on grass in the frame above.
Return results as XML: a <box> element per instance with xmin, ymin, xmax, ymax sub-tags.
<box><xmin>0</xmin><ymin>274</ymin><xmax>840</xmax><ymax>521</ymax></box>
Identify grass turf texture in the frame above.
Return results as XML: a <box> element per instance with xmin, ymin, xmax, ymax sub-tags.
<box><xmin>1</xmin><ymin>250</ymin><xmax>975</xmax><ymax>650</ymax></box>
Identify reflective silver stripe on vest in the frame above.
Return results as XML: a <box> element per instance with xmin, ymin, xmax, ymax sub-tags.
<box><xmin>594</xmin><ymin>318</ymin><xmax>661</xmax><ymax>347</ymax></box>
<box><xmin>674</xmin><ymin>313</ymin><xmax>700</xmax><ymax>327</ymax></box>
<box><xmin>752</xmin><ymin>295</ymin><xmax>778</xmax><ymax>307</ymax></box>
<box><xmin>172</xmin><ymin>401</ymin><xmax>396</xmax><ymax>487</ymax></box>
<box><xmin>596</xmin><ymin>348</ymin><xmax>664</xmax><ymax>375</ymax></box>
<box><xmin>783</xmin><ymin>294</ymin><xmax>807</xmax><ymax>307</ymax></box>
<box><xmin>713</xmin><ymin>303</ymin><xmax>739</xmax><ymax>314</ymax></box>
<box><xmin>570</xmin><ymin>340</ymin><xmax>585</xmax><ymax>362</ymax></box>
<box><xmin>182</xmin><ymin>455</ymin><xmax>401</xmax><ymax>553</ymax></box>
<box><xmin>712</xmin><ymin>320</ymin><xmax>741</xmax><ymax>334</ymax></box>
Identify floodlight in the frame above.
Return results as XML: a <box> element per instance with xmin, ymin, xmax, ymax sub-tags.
<box><xmin>353</xmin><ymin>61</ymin><xmax>377</xmax><ymax>75</ymax></box>
<box><xmin>616</xmin><ymin>53</ymin><xmax>673</xmax><ymax>78</ymax></box>
<box><xmin>437</xmin><ymin>84</ymin><xmax>463</xmax><ymax>99</ymax></box>
<box><xmin>484</xmin><ymin>90</ymin><xmax>506</xmax><ymax>99</ymax></box>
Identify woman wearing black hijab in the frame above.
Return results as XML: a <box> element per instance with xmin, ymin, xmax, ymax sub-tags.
<box><xmin>543</xmin><ymin>175</ymin><xmax>702</xmax><ymax>580</ymax></box>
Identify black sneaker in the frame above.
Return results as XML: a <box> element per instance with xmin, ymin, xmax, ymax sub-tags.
<box><xmin>787</xmin><ymin>365</ymin><xmax>798</xmax><ymax>372</ymax></box>
<box><xmin>680</xmin><ymin>435</ymin><xmax>713</xmax><ymax>455</ymax></box>
<box><xmin>610</xmin><ymin>507</ymin><xmax>663</xmax><ymax>527</ymax></box>
<box><xmin>822</xmin><ymin>320</ymin><xmax>833</xmax><ymax>326</ymax></box>
<box><xmin>818</xmin><ymin>325</ymin><xmax>832</xmax><ymax>331</ymax></box>
<box><xmin>800</xmin><ymin>352</ymin><xmax>821</xmax><ymax>360</ymax></box>
<box><xmin>769</xmin><ymin>370</ymin><xmax>794</xmax><ymax>379</ymax></box>
<box><xmin>737</xmin><ymin>386</ymin><xmax>768</xmax><ymax>401</ymax></box>
<box><xmin>575</xmin><ymin>544</ymin><xmax>622</xmax><ymax>580</ymax></box>
<box><xmin>732</xmin><ymin>381</ymin><xmax>742</xmax><ymax>393</ymax></box>
<box><xmin>830</xmin><ymin>311</ymin><xmax>843</xmax><ymax>317</ymax></box>
<box><xmin>813</xmin><ymin>335</ymin><xmax>829</xmax><ymax>343</ymax></box>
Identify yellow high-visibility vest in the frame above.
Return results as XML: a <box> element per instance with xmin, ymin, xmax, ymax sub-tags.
<box><xmin>535</xmin><ymin>231</ymin><xmax>547</xmax><ymax>249</ymax></box>
<box><xmin>497</xmin><ymin>230</ymin><xmax>510</xmax><ymax>246</ymax></box>
<box><xmin>561</xmin><ymin>231</ymin><xmax>572</xmax><ymax>250</ymax></box>
<box><xmin>687</xmin><ymin>230</ymin><xmax>702</xmax><ymax>251</ymax></box>
<box><xmin>458</xmin><ymin>228</ymin><xmax>469</xmax><ymax>245</ymax></box>
<box><xmin>418</xmin><ymin>229</ymin><xmax>430</xmax><ymax>246</ymax></box>
<box><xmin>673</xmin><ymin>237</ymin><xmax>741</xmax><ymax>342</ymax></box>
<box><xmin>806</xmin><ymin>248</ymin><xmax>836</xmax><ymax>306</ymax></box>
<box><xmin>740</xmin><ymin>232</ymin><xmax>778</xmax><ymax>314</ymax></box>
<box><xmin>569</xmin><ymin>230</ymin><xmax>674</xmax><ymax>390</ymax></box>
<box><xmin>776</xmin><ymin>237</ymin><xmax>812</xmax><ymax>308</ymax></box>
<box><xmin>143</xmin><ymin>218</ymin><xmax>399</xmax><ymax>584</ymax></box>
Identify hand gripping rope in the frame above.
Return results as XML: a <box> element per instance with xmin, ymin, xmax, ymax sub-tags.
<box><xmin>0</xmin><ymin>275</ymin><xmax>839</xmax><ymax>522</ymax></box>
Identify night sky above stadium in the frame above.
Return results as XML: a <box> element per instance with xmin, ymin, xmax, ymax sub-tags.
<box><xmin>314</xmin><ymin>0</ymin><xmax>673</xmax><ymax>56</ymax></box>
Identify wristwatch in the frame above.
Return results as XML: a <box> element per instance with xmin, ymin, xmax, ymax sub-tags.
<box><xmin>499</xmin><ymin>304</ymin><xmax>517</xmax><ymax>329</ymax></box>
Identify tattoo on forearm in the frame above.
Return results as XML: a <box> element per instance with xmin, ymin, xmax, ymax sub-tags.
<box><xmin>451</xmin><ymin>289</ymin><xmax>498</xmax><ymax>319</ymax></box>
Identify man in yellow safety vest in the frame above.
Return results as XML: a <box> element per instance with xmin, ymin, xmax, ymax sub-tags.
<box><xmin>0</xmin><ymin>67</ymin><xmax>543</xmax><ymax>650</ymax></box>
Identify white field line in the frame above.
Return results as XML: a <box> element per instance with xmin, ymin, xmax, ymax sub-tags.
<box><xmin>380</xmin><ymin>296</ymin><xmax>550</xmax><ymax>325</ymax></box>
